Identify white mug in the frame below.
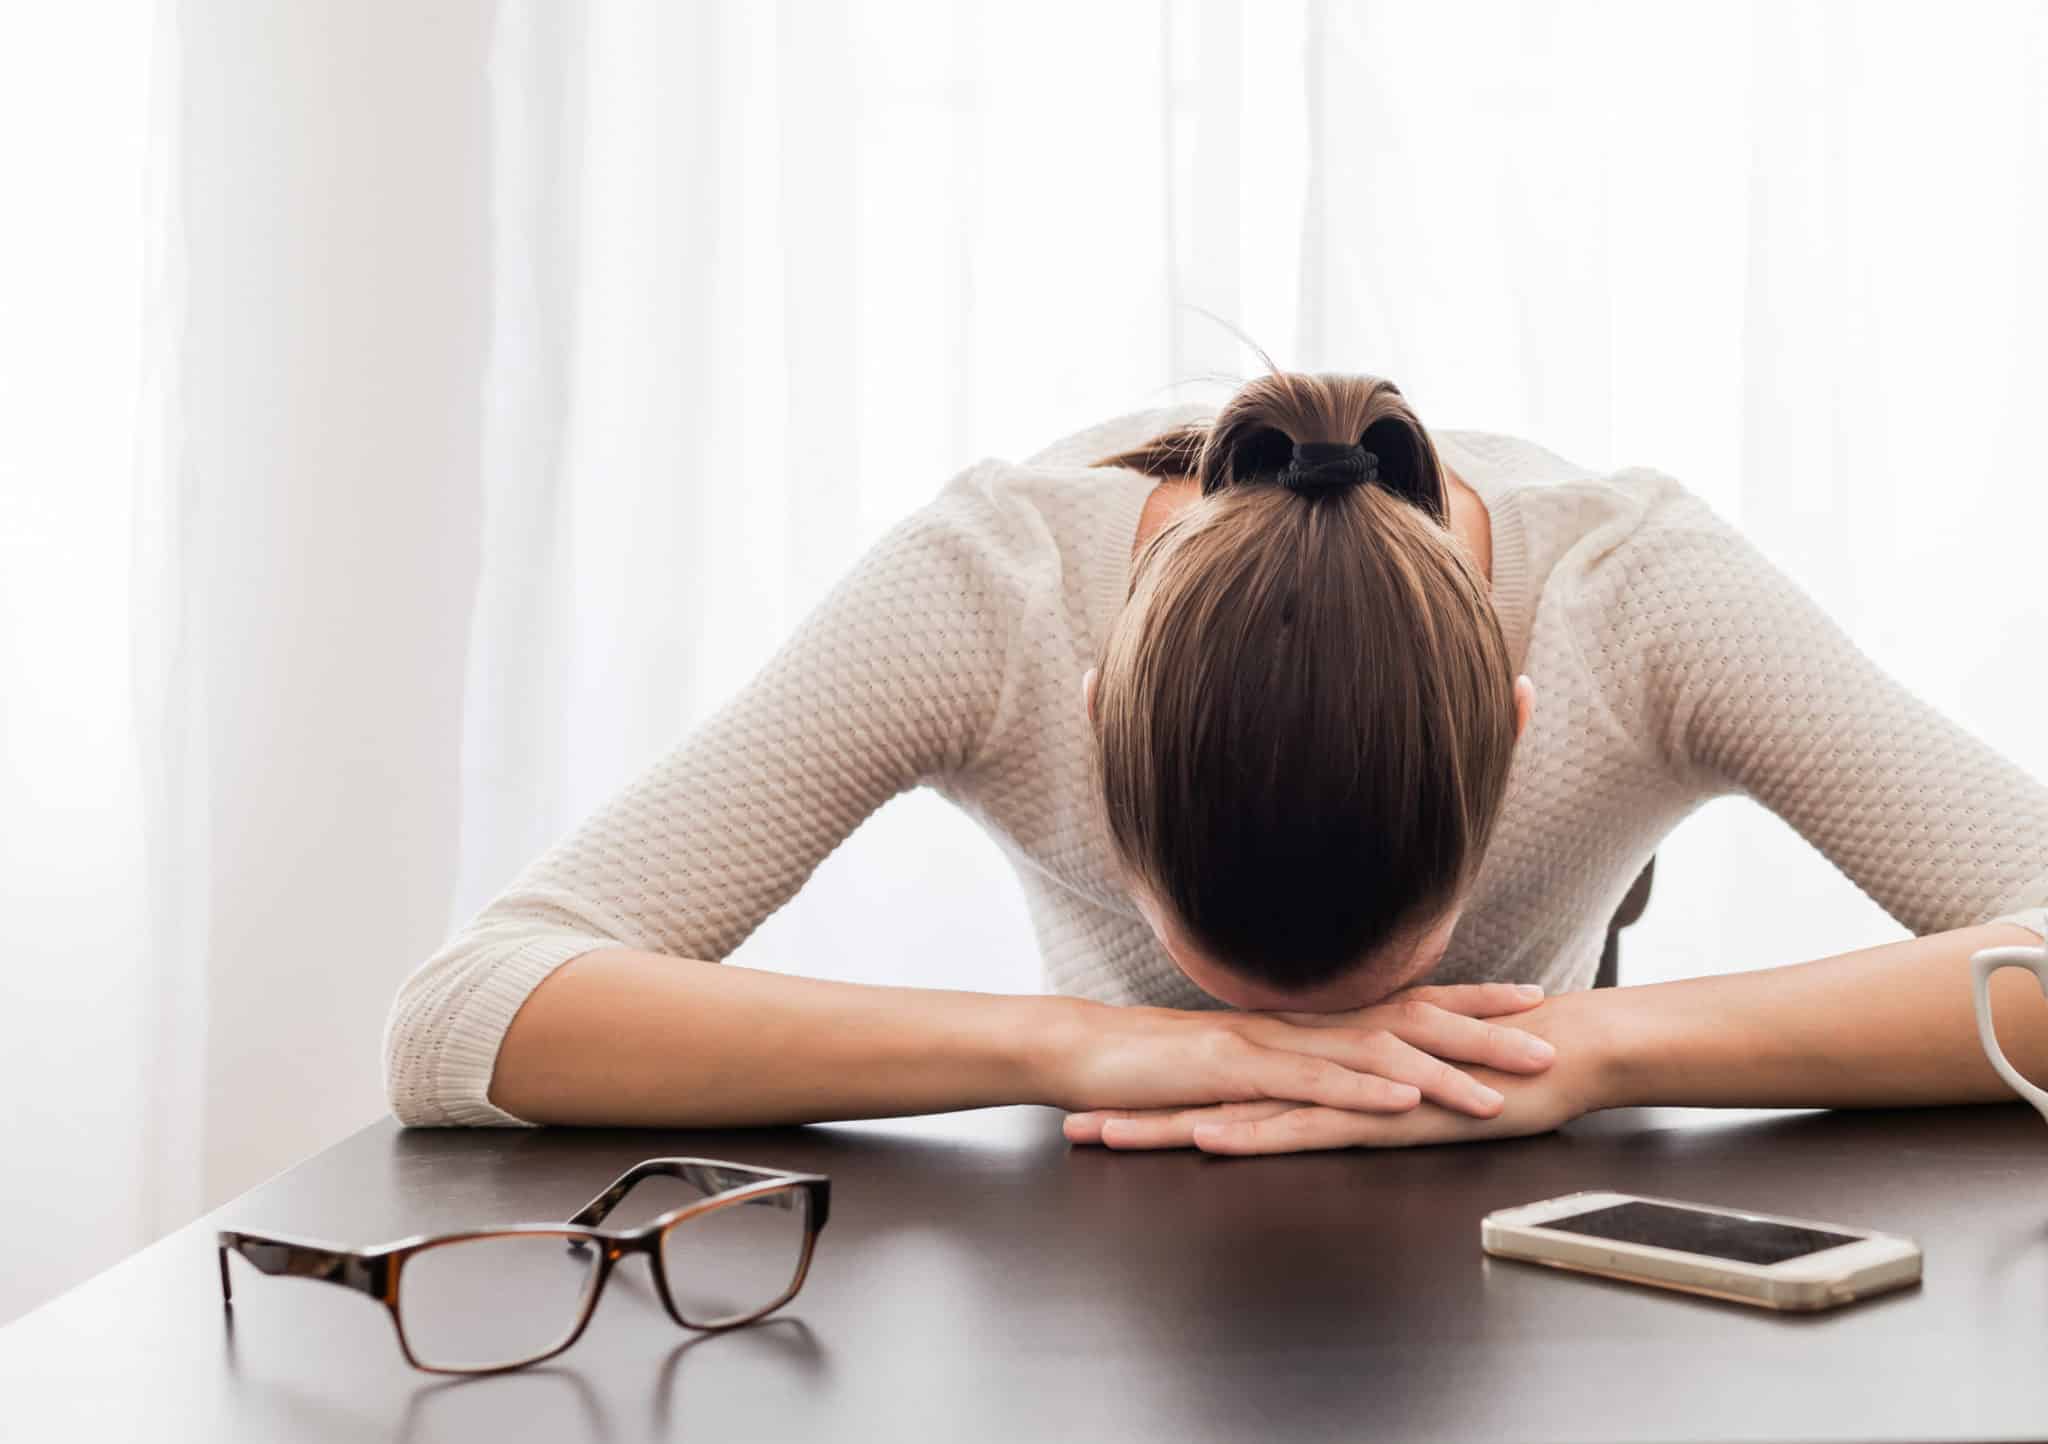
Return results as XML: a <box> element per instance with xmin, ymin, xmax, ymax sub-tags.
<box><xmin>1971</xmin><ymin>941</ymin><xmax>2048</xmax><ymax>1123</ymax></box>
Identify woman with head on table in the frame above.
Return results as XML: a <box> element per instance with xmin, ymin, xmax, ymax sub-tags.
<box><xmin>384</xmin><ymin>362</ymin><xmax>2048</xmax><ymax>1150</ymax></box>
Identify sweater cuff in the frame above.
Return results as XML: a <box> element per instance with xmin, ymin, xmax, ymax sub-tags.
<box><xmin>400</xmin><ymin>929</ymin><xmax>621</xmax><ymax>1127</ymax></box>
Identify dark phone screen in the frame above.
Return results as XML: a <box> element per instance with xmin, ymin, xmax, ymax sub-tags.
<box><xmin>1539</xmin><ymin>1200</ymin><xmax>1863</xmax><ymax>1266</ymax></box>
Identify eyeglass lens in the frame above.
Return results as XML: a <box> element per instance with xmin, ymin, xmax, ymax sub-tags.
<box><xmin>660</xmin><ymin>1183</ymin><xmax>812</xmax><ymax>1327</ymax></box>
<box><xmin>399</xmin><ymin>1231</ymin><xmax>600</xmax><ymax>1371</ymax></box>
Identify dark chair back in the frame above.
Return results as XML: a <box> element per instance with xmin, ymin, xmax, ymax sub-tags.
<box><xmin>1594</xmin><ymin>856</ymin><xmax>1656</xmax><ymax>989</ymax></box>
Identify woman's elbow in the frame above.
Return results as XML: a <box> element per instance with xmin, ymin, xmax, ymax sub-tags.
<box><xmin>381</xmin><ymin>971</ymin><xmax>455</xmax><ymax>1127</ymax></box>
<box><xmin>380</xmin><ymin>939</ymin><xmax>506</xmax><ymax>1127</ymax></box>
<box><xmin>380</xmin><ymin>926</ymin><xmax>611</xmax><ymax>1127</ymax></box>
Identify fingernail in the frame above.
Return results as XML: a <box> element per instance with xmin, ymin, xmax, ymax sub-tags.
<box><xmin>1520</xmin><ymin>1034</ymin><xmax>1556</xmax><ymax>1061</ymax></box>
<box><xmin>1478</xmin><ymin>1085</ymin><xmax>1505</xmax><ymax>1108</ymax></box>
<box><xmin>1515</xmin><ymin>984</ymin><xmax>1545</xmax><ymax>1001</ymax></box>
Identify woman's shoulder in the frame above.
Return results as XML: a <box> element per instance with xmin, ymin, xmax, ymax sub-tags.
<box><xmin>1520</xmin><ymin>453</ymin><xmax>1779</xmax><ymax>659</ymax></box>
<box><xmin>917</xmin><ymin>425</ymin><xmax>1158</xmax><ymax>568</ymax></box>
<box><xmin>1020</xmin><ymin>398</ymin><xmax>1220</xmax><ymax>471</ymax></box>
<box><xmin>1432</xmin><ymin>426</ymin><xmax>1675</xmax><ymax>572</ymax></box>
<box><xmin>914</xmin><ymin>398</ymin><xmax>1204</xmax><ymax>532</ymax></box>
<box><xmin>1431</xmin><ymin>426</ymin><xmax>1599</xmax><ymax>489</ymax></box>
<box><xmin>1434</xmin><ymin>425</ymin><xmax>1695</xmax><ymax>506</ymax></box>
<box><xmin>857</xmin><ymin>408</ymin><xmax>1176</xmax><ymax>655</ymax></box>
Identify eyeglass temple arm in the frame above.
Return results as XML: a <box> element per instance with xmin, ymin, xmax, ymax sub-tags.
<box><xmin>565</xmin><ymin>1160</ymin><xmax>796</xmax><ymax>1228</ymax></box>
<box><xmin>215</xmin><ymin>1231</ymin><xmax>389</xmax><ymax>1307</ymax></box>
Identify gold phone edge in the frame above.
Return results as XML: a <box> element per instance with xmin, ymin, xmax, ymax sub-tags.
<box><xmin>1482</xmin><ymin>1244</ymin><xmax>1918</xmax><ymax>1313</ymax></box>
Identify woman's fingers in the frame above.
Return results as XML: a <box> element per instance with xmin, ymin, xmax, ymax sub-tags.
<box><xmin>1237</xmin><ymin>1044</ymin><xmax>1426</xmax><ymax>1115</ymax></box>
<box><xmin>1399</xmin><ymin>982</ymin><xmax>1547</xmax><ymax>1018</ymax></box>
<box><xmin>1062</xmin><ymin>1107</ymin><xmax>1149</xmax><ymax>1144</ymax></box>
<box><xmin>1068</xmin><ymin>1101</ymin><xmax>1403</xmax><ymax>1153</ymax></box>
<box><xmin>1227</xmin><ymin>1018</ymin><xmax>1510</xmax><ymax>1117</ymax></box>
<box><xmin>1379</xmin><ymin>1000</ymin><xmax>1557</xmax><ymax>1075</ymax></box>
<box><xmin>1340</xmin><ymin>1028</ymin><xmax>1511</xmax><ymax>1115</ymax></box>
<box><xmin>1080</xmin><ymin>1092</ymin><xmax>1556</xmax><ymax>1156</ymax></box>
<box><xmin>1069</xmin><ymin>1100</ymin><xmax>1301</xmax><ymax>1149</ymax></box>
<box><xmin>1191</xmin><ymin>1105</ymin><xmax>1392</xmax><ymax>1155</ymax></box>
<box><xmin>1064</xmin><ymin>1040</ymin><xmax>1430</xmax><ymax>1131</ymax></box>
<box><xmin>1055</xmin><ymin>988</ymin><xmax>1550</xmax><ymax>1141</ymax></box>
<box><xmin>1266</xmin><ymin>981</ymin><xmax>1544</xmax><ymax>1027</ymax></box>
<box><xmin>1256</xmin><ymin>999</ymin><xmax>1555</xmax><ymax>1080</ymax></box>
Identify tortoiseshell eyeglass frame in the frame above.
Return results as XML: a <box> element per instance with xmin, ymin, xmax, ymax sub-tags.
<box><xmin>216</xmin><ymin>1157</ymin><xmax>831</xmax><ymax>1375</ymax></box>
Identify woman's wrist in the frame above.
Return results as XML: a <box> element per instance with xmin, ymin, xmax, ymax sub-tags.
<box><xmin>1527</xmin><ymin>923</ymin><xmax>2044</xmax><ymax>1115</ymax></box>
<box><xmin>1018</xmin><ymin>993</ymin><xmax>1109</xmax><ymax>1109</ymax></box>
<box><xmin>1530</xmin><ymin>985</ymin><xmax>1639</xmax><ymax>1114</ymax></box>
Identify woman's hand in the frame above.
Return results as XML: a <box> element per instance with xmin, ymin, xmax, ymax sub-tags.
<box><xmin>1061</xmin><ymin>990</ymin><xmax>1613</xmax><ymax>1153</ymax></box>
<box><xmin>1037</xmin><ymin>981</ymin><xmax>1561</xmax><ymax>1124</ymax></box>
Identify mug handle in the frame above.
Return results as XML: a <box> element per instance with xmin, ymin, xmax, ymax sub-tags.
<box><xmin>1971</xmin><ymin>945</ymin><xmax>2048</xmax><ymax>1121</ymax></box>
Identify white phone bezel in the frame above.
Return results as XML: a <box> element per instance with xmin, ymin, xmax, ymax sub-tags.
<box><xmin>1480</xmin><ymin>1190</ymin><xmax>1922</xmax><ymax>1311</ymax></box>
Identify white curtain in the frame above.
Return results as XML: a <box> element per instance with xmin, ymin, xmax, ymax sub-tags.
<box><xmin>2</xmin><ymin>0</ymin><xmax>170</xmax><ymax>1325</ymax></box>
<box><xmin>7</xmin><ymin>0</ymin><xmax>2048</xmax><ymax>1323</ymax></box>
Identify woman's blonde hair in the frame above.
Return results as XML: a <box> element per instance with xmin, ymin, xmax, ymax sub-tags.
<box><xmin>1088</xmin><ymin>370</ymin><xmax>1518</xmax><ymax>992</ymax></box>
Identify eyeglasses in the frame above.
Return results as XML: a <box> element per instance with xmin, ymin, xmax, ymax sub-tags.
<box><xmin>217</xmin><ymin>1156</ymin><xmax>830</xmax><ymax>1374</ymax></box>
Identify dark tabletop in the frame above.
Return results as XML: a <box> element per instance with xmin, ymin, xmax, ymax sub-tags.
<box><xmin>5</xmin><ymin>1101</ymin><xmax>2048</xmax><ymax>1443</ymax></box>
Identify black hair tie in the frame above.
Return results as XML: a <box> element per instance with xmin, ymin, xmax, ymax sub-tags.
<box><xmin>1280</xmin><ymin>441</ymin><xmax>1378</xmax><ymax>496</ymax></box>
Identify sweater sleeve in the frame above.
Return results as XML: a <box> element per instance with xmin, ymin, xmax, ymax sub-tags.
<box><xmin>383</xmin><ymin>481</ymin><xmax>1021</xmax><ymax>1126</ymax></box>
<box><xmin>1579</xmin><ymin>473</ymin><xmax>2048</xmax><ymax>943</ymax></box>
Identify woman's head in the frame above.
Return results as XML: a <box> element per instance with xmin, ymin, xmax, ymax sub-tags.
<box><xmin>1086</xmin><ymin>370</ymin><xmax>1526</xmax><ymax>1011</ymax></box>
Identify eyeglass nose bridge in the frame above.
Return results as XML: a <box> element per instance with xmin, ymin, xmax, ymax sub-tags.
<box><xmin>567</xmin><ymin>1227</ymin><xmax>694</xmax><ymax>1320</ymax></box>
<box><xmin>548</xmin><ymin>1231</ymin><xmax>671</xmax><ymax>1358</ymax></box>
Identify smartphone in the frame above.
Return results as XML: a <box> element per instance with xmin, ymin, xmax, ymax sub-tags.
<box><xmin>1480</xmin><ymin>1190</ymin><xmax>1922</xmax><ymax>1312</ymax></box>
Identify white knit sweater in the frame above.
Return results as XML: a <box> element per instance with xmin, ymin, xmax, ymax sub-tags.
<box><xmin>384</xmin><ymin>401</ymin><xmax>2048</xmax><ymax>1126</ymax></box>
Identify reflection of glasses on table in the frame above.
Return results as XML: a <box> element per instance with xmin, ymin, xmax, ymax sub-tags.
<box><xmin>217</xmin><ymin>1157</ymin><xmax>831</xmax><ymax>1375</ymax></box>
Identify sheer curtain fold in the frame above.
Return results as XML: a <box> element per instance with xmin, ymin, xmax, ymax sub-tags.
<box><xmin>130</xmin><ymin>0</ymin><xmax>206</xmax><ymax>1248</ymax></box>
<box><xmin>8</xmin><ymin>0</ymin><xmax>2048</xmax><ymax>1325</ymax></box>
<box><xmin>1</xmin><ymin>0</ymin><xmax>165</xmax><ymax>1328</ymax></box>
<box><xmin>456</xmin><ymin>0</ymin><xmax>585</xmax><ymax>912</ymax></box>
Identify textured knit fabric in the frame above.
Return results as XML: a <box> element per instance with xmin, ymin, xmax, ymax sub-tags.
<box><xmin>384</xmin><ymin>401</ymin><xmax>2048</xmax><ymax>1126</ymax></box>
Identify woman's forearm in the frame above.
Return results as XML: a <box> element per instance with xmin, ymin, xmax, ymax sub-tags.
<box><xmin>489</xmin><ymin>947</ymin><xmax>1081</xmax><ymax>1127</ymax></box>
<box><xmin>1584</xmin><ymin>919</ymin><xmax>2048</xmax><ymax>1110</ymax></box>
